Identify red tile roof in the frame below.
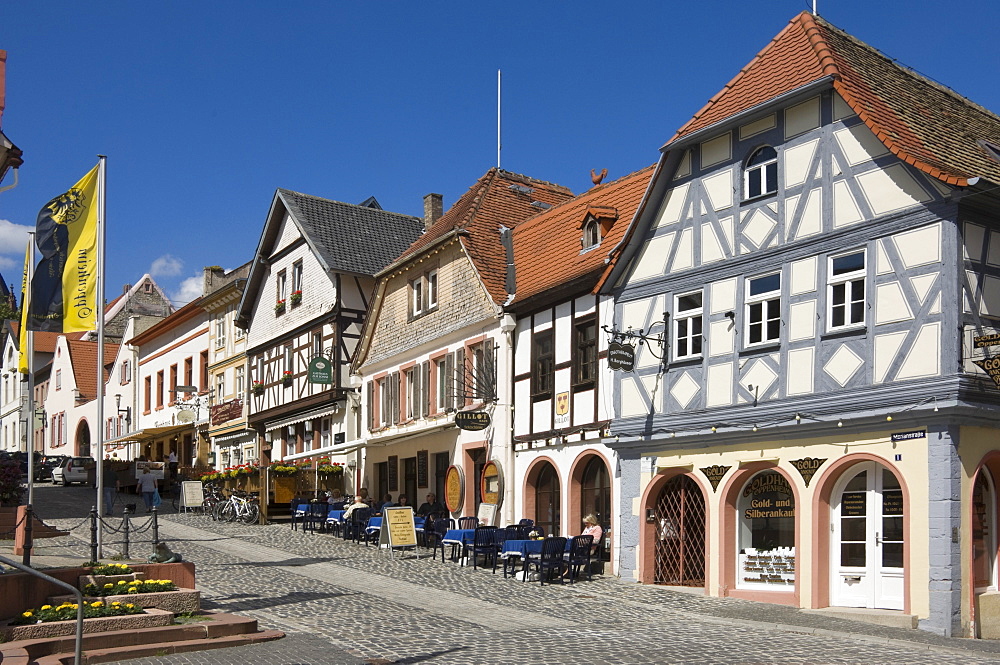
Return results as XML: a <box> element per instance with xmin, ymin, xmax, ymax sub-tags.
<box><xmin>392</xmin><ymin>169</ymin><xmax>574</xmax><ymax>304</ymax></box>
<box><xmin>511</xmin><ymin>166</ymin><xmax>655</xmax><ymax>307</ymax></box>
<box><xmin>66</xmin><ymin>339</ymin><xmax>117</xmax><ymax>403</ymax></box>
<box><xmin>8</xmin><ymin>321</ymin><xmax>87</xmax><ymax>353</ymax></box>
<box><xmin>668</xmin><ymin>11</ymin><xmax>1000</xmax><ymax>187</ymax></box>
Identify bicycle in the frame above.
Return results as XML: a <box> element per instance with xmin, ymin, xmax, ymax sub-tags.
<box><xmin>218</xmin><ymin>490</ymin><xmax>261</xmax><ymax>524</ymax></box>
<box><xmin>201</xmin><ymin>482</ymin><xmax>225</xmax><ymax>519</ymax></box>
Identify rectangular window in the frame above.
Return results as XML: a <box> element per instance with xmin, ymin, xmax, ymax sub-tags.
<box><xmin>184</xmin><ymin>357</ymin><xmax>193</xmax><ymax>394</ymax></box>
<box><xmin>276</xmin><ymin>270</ymin><xmax>287</xmax><ymax>304</ymax></box>
<box><xmin>200</xmin><ymin>351</ymin><xmax>209</xmax><ymax>391</ymax></box>
<box><xmin>235</xmin><ymin>365</ymin><xmax>245</xmax><ymax>397</ymax></box>
<box><xmin>674</xmin><ymin>291</ymin><xmax>704</xmax><ymax>359</ymax></box>
<box><xmin>120</xmin><ymin>360</ymin><xmax>130</xmax><ymax>385</ymax></box>
<box><xmin>412</xmin><ymin>278</ymin><xmax>424</xmax><ymax>316</ymax></box>
<box><xmin>828</xmin><ymin>250</ymin><xmax>866</xmax><ymax>329</ymax></box>
<box><xmin>144</xmin><ymin>376</ymin><xmax>152</xmax><ymax>413</ymax></box>
<box><xmin>321</xmin><ymin>418</ymin><xmax>331</xmax><ymax>448</ymax></box>
<box><xmin>284</xmin><ymin>346</ymin><xmax>293</xmax><ymax>377</ymax></box>
<box><xmin>292</xmin><ymin>261</ymin><xmax>303</xmax><ymax>293</ymax></box>
<box><xmin>156</xmin><ymin>370</ymin><xmax>164</xmax><ymax>408</ymax></box>
<box><xmin>215</xmin><ymin>371</ymin><xmax>226</xmax><ymax>402</ymax></box>
<box><xmin>531</xmin><ymin>330</ymin><xmax>554</xmax><ymax>398</ymax></box>
<box><xmin>406</xmin><ymin>367</ymin><xmax>417</xmax><ymax>420</ymax></box>
<box><xmin>573</xmin><ymin>316</ymin><xmax>598</xmax><ymax>387</ymax></box>
<box><xmin>55</xmin><ymin>370</ymin><xmax>61</xmax><ymax>390</ymax></box>
<box><xmin>427</xmin><ymin>270</ymin><xmax>438</xmax><ymax>309</ymax></box>
<box><xmin>436</xmin><ymin>353</ymin><xmax>455</xmax><ymax>411</ymax></box>
<box><xmin>215</xmin><ymin>318</ymin><xmax>226</xmax><ymax>348</ymax></box>
<box><xmin>169</xmin><ymin>364</ymin><xmax>178</xmax><ymax>402</ymax></box>
<box><xmin>312</xmin><ymin>331</ymin><xmax>323</xmax><ymax>359</ymax></box>
<box><xmin>746</xmin><ymin>272</ymin><xmax>781</xmax><ymax>345</ymax></box>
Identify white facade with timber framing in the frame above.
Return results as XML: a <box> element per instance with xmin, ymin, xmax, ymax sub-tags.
<box><xmin>235</xmin><ymin>188</ymin><xmax>423</xmax><ymax>492</ymax></box>
<box><xmin>603</xmin><ymin>12</ymin><xmax>1000</xmax><ymax>637</ymax></box>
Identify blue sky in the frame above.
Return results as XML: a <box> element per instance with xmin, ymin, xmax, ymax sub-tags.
<box><xmin>1</xmin><ymin>1</ymin><xmax>998</xmax><ymax>306</ymax></box>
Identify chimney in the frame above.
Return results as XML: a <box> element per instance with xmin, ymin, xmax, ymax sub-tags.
<box><xmin>423</xmin><ymin>193</ymin><xmax>443</xmax><ymax>230</ymax></box>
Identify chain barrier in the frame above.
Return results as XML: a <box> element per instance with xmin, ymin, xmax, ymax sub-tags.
<box><xmin>0</xmin><ymin>509</ymin><xmax>27</xmax><ymax>540</ymax></box>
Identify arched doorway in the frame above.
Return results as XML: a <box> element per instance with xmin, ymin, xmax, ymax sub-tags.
<box><xmin>736</xmin><ymin>470</ymin><xmax>796</xmax><ymax>591</ymax></box>
<box><xmin>830</xmin><ymin>461</ymin><xmax>904</xmax><ymax>610</ymax></box>
<box><xmin>580</xmin><ymin>455</ymin><xmax>611</xmax><ymax>540</ymax></box>
<box><xmin>653</xmin><ymin>474</ymin><xmax>705</xmax><ymax>586</ymax></box>
<box><xmin>534</xmin><ymin>461</ymin><xmax>560</xmax><ymax>536</ymax></box>
<box><xmin>76</xmin><ymin>420</ymin><xmax>91</xmax><ymax>458</ymax></box>
<box><xmin>973</xmin><ymin>468</ymin><xmax>997</xmax><ymax>592</ymax></box>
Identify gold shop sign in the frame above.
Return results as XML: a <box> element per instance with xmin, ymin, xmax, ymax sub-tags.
<box><xmin>973</xmin><ymin>355</ymin><xmax>1000</xmax><ymax>388</ymax></box>
<box><xmin>700</xmin><ymin>465</ymin><xmax>731</xmax><ymax>492</ymax></box>
<box><xmin>790</xmin><ymin>457</ymin><xmax>827</xmax><ymax>487</ymax></box>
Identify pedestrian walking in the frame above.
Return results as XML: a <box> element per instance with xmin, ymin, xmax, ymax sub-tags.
<box><xmin>138</xmin><ymin>467</ymin><xmax>158</xmax><ymax>512</ymax></box>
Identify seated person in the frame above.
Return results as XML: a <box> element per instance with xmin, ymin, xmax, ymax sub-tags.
<box><xmin>396</xmin><ymin>494</ymin><xmax>410</xmax><ymax>508</ymax></box>
<box><xmin>379</xmin><ymin>493</ymin><xmax>395</xmax><ymax>511</ymax></box>
<box><xmin>358</xmin><ymin>487</ymin><xmax>376</xmax><ymax>507</ymax></box>
<box><xmin>326</xmin><ymin>489</ymin><xmax>344</xmax><ymax>506</ymax></box>
<box><xmin>342</xmin><ymin>495</ymin><xmax>368</xmax><ymax>521</ymax></box>
<box><xmin>582</xmin><ymin>514</ymin><xmax>603</xmax><ymax>553</ymax></box>
<box><xmin>417</xmin><ymin>493</ymin><xmax>446</xmax><ymax>517</ymax></box>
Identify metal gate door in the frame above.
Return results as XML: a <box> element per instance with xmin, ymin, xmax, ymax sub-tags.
<box><xmin>653</xmin><ymin>475</ymin><xmax>706</xmax><ymax>586</ymax></box>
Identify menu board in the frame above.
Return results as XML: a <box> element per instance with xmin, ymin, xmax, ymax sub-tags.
<box><xmin>180</xmin><ymin>481</ymin><xmax>204</xmax><ymax>509</ymax></box>
<box><xmin>417</xmin><ymin>450</ymin><xmax>428</xmax><ymax>489</ymax></box>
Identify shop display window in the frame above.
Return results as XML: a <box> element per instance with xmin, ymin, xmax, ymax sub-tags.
<box><xmin>737</xmin><ymin>470</ymin><xmax>795</xmax><ymax>589</ymax></box>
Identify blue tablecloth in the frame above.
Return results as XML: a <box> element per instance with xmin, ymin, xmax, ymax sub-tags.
<box><xmin>502</xmin><ymin>538</ymin><xmax>571</xmax><ymax>558</ymax></box>
<box><xmin>441</xmin><ymin>528</ymin><xmax>476</xmax><ymax>546</ymax></box>
<box><xmin>327</xmin><ymin>509</ymin><xmax>346</xmax><ymax>522</ymax></box>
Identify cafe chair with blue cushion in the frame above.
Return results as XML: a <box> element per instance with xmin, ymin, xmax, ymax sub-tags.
<box><xmin>291</xmin><ymin>500</ymin><xmax>308</xmax><ymax>531</ymax></box>
<box><xmin>305</xmin><ymin>503</ymin><xmax>327</xmax><ymax>534</ymax></box>
<box><xmin>326</xmin><ymin>510</ymin><xmax>343</xmax><ymax>538</ymax></box>
<box><xmin>522</xmin><ymin>537</ymin><xmax>568</xmax><ymax>585</ymax></box>
<box><xmin>432</xmin><ymin>519</ymin><xmax>455</xmax><ymax>562</ymax></box>
<box><xmin>467</xmin><ymin>526</ymin><xmax>499</xmax><ymax>571</ymax></box>
<box><xmin>458</xmin><ymin>516</ymin><xmax>478</xmax><ymax>530</ymax></box>
<box><xmin>344</xmin><ymin>507</ymin><xmax>371</xmax><ymax>543</ymax></box>
<box><xmin>564</xmin><ymin>535</ymin><xmax>595</xmax><ymax>583</ymax></box>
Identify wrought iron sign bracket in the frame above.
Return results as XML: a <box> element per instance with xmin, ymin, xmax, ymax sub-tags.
<box><xmin>602</xmin><ymin>311</ymin><xmax>670</xmax><ymax>362</ymax></box>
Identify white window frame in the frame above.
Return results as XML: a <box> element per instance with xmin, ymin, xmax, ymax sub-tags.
<box><xmin>321</xmin><ymin>418</ymin><xmax>331</xmax><ymax>448</ymax></box>
<box><xmin>743</xmin><ymin>146</ymin><xmax>778</xmax><ymax>200</ymax></box>
<box><xmin>215</xmin><ymin>372</ymin><xmax>226</xmax><ymax>402</ymax></box>
<box><xmin>427</xmin><ymin>270</ymin><xmax>438</xmax><ymax>309</ymax></box>
<box><xmin>292</xmin><ymin>261</ymin><xmax>303</xmax><ymax>293</ymax></box>
<box><xmin>827</xmin><ymin>249</ymin><xmax>867</xmax><ymax>331</ymax></box>
<box><xmin>284</xmin><ymin>346</ymin><xmax>293</xmax><ymax>377</ymax></box>
<box><xmin>406</xmin><ymin>368</ymin><xmax>417</xmax><ymax>420</ymax></box>
<box><xmin>215</xmin><ymin>318</ymin><xmax>226</xmax><ymax>348</ymax></box>
<box><xmin>583</xmin><ymin>219</ymin><xmax>600</xmax><ymax>249</ymax></box>
<box><xmin>412</xmin><ymin>278</ymin><xmax>424</xmax><ymax>316</ymax></box>
<box><xmin>55</xmin><ymin>369</ymin><xmax>62</xmax><ymax>390</ymax></box>
<box><xmin>276</xmin><ymin>270</ymin><xmax>287</xmax><ymax>304</ymax></box>
<box><xmin>673</xmin><ymin>290</ymin><xmax>704</xmax><ymax>360</ymax></box>
<box><xmin>378</xmin><ymin>377</ymin><xmax>390</xmax><ymax>427</ymax></box>
<box><xmin>745</xmin><ymin>272</ymin><xmax>782</xmax><ymax>346</ymax></box>
<box><xmin>234</xmin><ymin>365</ymin><xmax>245</xmax><ymax>397</ymax></box>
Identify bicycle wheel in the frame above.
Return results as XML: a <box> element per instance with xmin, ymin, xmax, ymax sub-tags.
<box><xmin>202</xmin><ymin>498</ymin><xmax>216</xmax><ymax>518</ymax></box>
<box><xmin>242</xmin><ymin>503</ymin><xmax>260</xmax><ymax>524</ymax></box>
<box><xmin>219</xmin><ymin>502</ymin><xmax>237</xmax><ymax>522</ymax></box>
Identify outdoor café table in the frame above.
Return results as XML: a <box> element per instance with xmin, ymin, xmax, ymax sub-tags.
<box><xmin>502</xmin><ymin>538</ymin><xmax>572</xmax><ymax>579</ymax></box>
<box><xmin>440</xmin><ymin>528</ymin><xmax>476</xmax><ymax>561</ymax></box>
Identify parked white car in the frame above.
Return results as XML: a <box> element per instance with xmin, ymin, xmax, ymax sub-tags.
<box><xmin>51</xmin><ymin>456</ymin><xmax>95</xmax><ymax>486</ymax></box>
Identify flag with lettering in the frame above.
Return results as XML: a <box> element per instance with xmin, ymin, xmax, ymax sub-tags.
<box><xmin>28</xmin><ymin>164</ymin><xmax>99</xmax><ymax>332</ymax></box>
<box><xmin>17</xmin><ymin>239</ymin><xmax>30</xmax><ymax>373</ymax></box>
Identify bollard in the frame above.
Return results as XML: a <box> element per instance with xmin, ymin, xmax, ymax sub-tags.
<box><xmin>90</xmin><ymin>507</ymin><xmax>98</xmax><ymax>564</ymax></box>
<box><xmin>152</xmin><ymin>507</ymin><xmax>159</xmax><ymax>546</ymax></box>
<box><xmin>122</xmin><ymin>506</ymin><xmax>131</xmax><ymax>560</ymax></box>
<box><xmin>22</xmin><ymin>504</ymin><xmax>33</xmax><ymax>567</ymax></box>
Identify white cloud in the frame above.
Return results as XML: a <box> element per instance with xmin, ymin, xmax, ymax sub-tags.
<box><xmin>0</xmin><ymin>218</ymin><xmax>32</xmax><ymax>255</ymax></box>
<box><xmin>170</xmin><ymin>275</ymin><xmax>203</xmax><ymax>305</ymax></box>
<box><xmin>150</xmin><ymin>254</ymin><xmax>184</xmax><ymax>278</ymax></box>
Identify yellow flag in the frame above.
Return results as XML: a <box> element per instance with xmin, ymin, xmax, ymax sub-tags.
<box><xmin>17</xmin><ymin>240</ymin><xmax>30</xmax><ymax>373</ymax></box>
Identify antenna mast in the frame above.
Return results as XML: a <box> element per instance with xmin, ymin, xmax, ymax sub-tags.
<box><xmin>497</xmin><ymin>69</ymin><xmax>502</xmax><ymax>170</ymax></box>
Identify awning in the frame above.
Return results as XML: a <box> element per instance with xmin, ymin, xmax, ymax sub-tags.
<box><xmin>281</xmin><ymin>438</ymin><xmax>368</xmax><ymax>461</ymax></box>
<box><xmin>265</xmin><ymin>403</ymin><xmax>342</xmax><ymax>433</ymax></box>
<box><xmin>211</xmin><ymin>429</ymin><xmax>256</xmax><ymax>445</ymax></box>
<box><xmin>103</xmin><ymin>424</ymin><xmax>192</xmax><ymax>446</ymax></box>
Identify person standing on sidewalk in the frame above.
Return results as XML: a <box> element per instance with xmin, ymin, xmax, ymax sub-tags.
<box><xmin>102</xmin><ymin>458</ymin><xmax>118</xmax><ymax>516</ymax></box>
<box><xmin>138</xmin><ymin>467</ymin><xmax>158</xmax><ymax>512</ymax></box>
<box><xmin>168</xmin><ymin>450</ymin><xmax>178</xmax><ymax>481</ymax></box>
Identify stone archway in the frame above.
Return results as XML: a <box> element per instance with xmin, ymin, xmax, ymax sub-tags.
<box><xmin>75</xmin><ymin>419</ymin><xmax>91</xmax><ymax>458</ymax></box>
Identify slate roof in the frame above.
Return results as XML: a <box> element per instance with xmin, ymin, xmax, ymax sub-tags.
<box><xmin>277</xmin><ymin>189</ymin><xmax>424</xmax><ymax>277</ymax></box>
<box><xmin>668</xmin><ymin>11</ymin><xmax>1000</xmax><ymax>187</ymax></box>
<box><xmin>390</xmin><ymin>169</ymin><xmax>574</xmax><ymax>304</ymax></box>
<box><xmin>511</xmin><ymin>166</ymin><xmax>655</xmax><ymax>308</ymax></box>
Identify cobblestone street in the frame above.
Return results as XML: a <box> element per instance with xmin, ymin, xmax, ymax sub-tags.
<box><xmin>11</xmin><ymin>484</ymin><xmax>1000</xmax><ymax>664</ymax></box>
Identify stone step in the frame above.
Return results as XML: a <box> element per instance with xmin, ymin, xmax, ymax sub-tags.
<box><xmin>0</xmin><ymin>612</ymin><xmax>277</xmax><ymax>665</ymax></box>
<box><xmin>801</xmin><ymin>606</ymin><xmax>918</xmax><ymax>629</ymax></box>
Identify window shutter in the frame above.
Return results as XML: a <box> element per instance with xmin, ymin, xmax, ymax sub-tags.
<box><xmin>421</xmin><ymin>361</ymin><xmax>430</xmax><ymax>418</ymax></box>
<box><xmin>367</xmin><ymin>381</ymin><xmax>375</xmax><ymax>431</ymax></box>
<box><xmin>456</xmin><ymin>348</ymin><xmax>466</xmax><ymax>408</ymax></box>
<box><xmin>445</xmin><ymin>353</ymin><xmax>455</xmax><ymax>410</ymax></box>
<box><xmin>391</xmin><ymin>372</ymin><xmax>400</xmax><ymax>425</ymax></box>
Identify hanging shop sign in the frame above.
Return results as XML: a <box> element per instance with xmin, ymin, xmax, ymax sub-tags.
<box><xmin>973</xmin><ymin>356</ymin><xmax>1000</xmax><ymax>388</ymax></box>
<box><xmin>699</xmin><ymin>464</ymin><xmax>731</xmax><ymax>492</ymax></box>
<box><xmin>307</xmin><ymin>357</ymin><xmax>333</xmax><ymax>384</ymax></box>
<box><xmin>890</xmin><ymin>430</ymin><xmax>926</xmax><ymax>443</ymax></box>
<box><xmin>455</xmin><ymin>411</ymin><xmax>491</xmax><ymax>431</ymax></box>
<box><xmin>481</xmin><ymin>460</ymin><xmax>503</xmax><ymax>506</ymax></box>
<box><xmin>209</xmin><ymin>399</ymin><xmax>243</xmax><ymax>427</ymax></box>
<box><xmin>444</xmin><ymin>465</ymin><xmax>464</xmax><ymax>513</ymax></box>
<box><xmin>974</xmin><ymin>333</ymin><xmax>1000</xmax><ymax>348</ymax></box>
<box><xmin>789</xmin><ymin>457</ymin><xmax>827</xmax><ymax>487</ymax></box>
<box><xmin>607</xmin><ymin>341</ymin><xmax>636</xmax><ymax>372</ymax></box>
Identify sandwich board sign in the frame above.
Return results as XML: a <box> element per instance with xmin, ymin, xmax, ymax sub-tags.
<box><xmin>180</xmin><ymin>481</ymin><xmax>205</xmax><ymax>512</ymax></box>
<box><xmin>378</xmin><ymin>506</ymin><xmax>420</xmax><ymax>559</ymax></box>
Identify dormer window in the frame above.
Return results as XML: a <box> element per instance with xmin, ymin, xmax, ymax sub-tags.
<box><xmin>409</xmin><ymin>268</ymin><xmax>439</xmax><ymax>319</ymax></box>
<box><xmin>583</xmin><ymin>219</ymin><xmax>601</xmax><ymax>250</ymax></box>
<box><xmin>743</xmin><ymin>146</ymin><xmax>778</xmax><ymax>200</ymax></box>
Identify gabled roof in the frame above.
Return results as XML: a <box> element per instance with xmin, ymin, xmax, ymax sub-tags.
<box><xmin>668</xmin><ymin>11</ymin><xmax>1000</xmax><ymax>187</ymax></box>
<box><xmin>390</xmin><ymin>169</ymin><xmax>574</xmax><ymax>304</ymax></box>
<box><xmin>511</xmin><ymin>166</ymin><xmax>655</xmax><ymax>308</ymax></box>
<box><xmin>8</xmin><ymin>321</ymin><xmax>87</xmax><ymax>353</ymax></box>
<box><xmin>277</xmin><ymin>189</ymin><xmax>424</xmax><ymax>277</ymax></box>
<box><xmin>66</xmin><ymin>339</ymin><xmax>117</xmax><ymax>403</ymax></box>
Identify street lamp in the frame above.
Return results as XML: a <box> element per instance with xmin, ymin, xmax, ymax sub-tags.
<box><xmin>114</xmin><ymin>394</ymin><xmax>132</xmax><ymax>427</ymax></box>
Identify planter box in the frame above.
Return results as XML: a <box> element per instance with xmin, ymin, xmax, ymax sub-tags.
<box><xmin>50</xmin><ymin>589</ymin><xmax>200</xmax><ymax>615</ymax></box>
<box><xmin>78</xmin><ymin>572</ymin><xmax>145</xmax><ymax>588</ymax></box>
<box><xmin>0</xmin><ymin>608</ymin><xmax>173</xmax><ymax>641</ymax></box>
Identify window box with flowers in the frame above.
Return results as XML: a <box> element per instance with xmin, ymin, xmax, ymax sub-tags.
<box><xmin>269</xmin><ymin>463</ymin><xmax>299</xmax><ymax>477</ymax></box>
<box><xmin>290</xmin><ymin>290</ymin><xmax>302</xmax><ymax>306</ymax></box>
<box><xmin>274</xmin><ymin>299</ymin><xmax>286</xmax><ymax>314</ymax></box>
<box><xmin>251</xmin><ymin>380</ymin><xmax>264</xmax><ymax>396</ymax></box>
<box><xmin>282</xmin><ymin>370</ymin><xmax>293</xmax><ymax>385</ymax></box>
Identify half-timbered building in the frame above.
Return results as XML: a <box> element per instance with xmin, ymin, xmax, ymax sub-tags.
<box><xmin>604</xmin><ymin>11</ymin><xmax>1000</xmax><ymax>636</ymax></box>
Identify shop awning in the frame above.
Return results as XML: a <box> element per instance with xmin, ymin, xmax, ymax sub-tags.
<box><xmin>264</xmin><ymin>403</ymin><xmax>342</xmax><ymax>432</ymax></box>
<box><xmin>281</xmin><ymin>438</ymin><xmax>368</xmax><ymax>461</ymax></box>
<box><xmin>103</xmin><ymin>424</ymin><xmax>193</xmax><ymax>446</ymax></box>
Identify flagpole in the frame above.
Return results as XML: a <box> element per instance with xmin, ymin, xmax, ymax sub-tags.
<box><xmin>95</xmin><ymin>155</ymin><xmax>107</xmax><ymax>557</ymax></box>
<box><xmin>24</xmin><ymin>234</ymin><xmax>35</xmax><ymax>506</ymax></box>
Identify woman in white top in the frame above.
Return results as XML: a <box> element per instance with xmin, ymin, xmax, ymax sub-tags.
<box><xmin>137</xmin><ymin>468</ymin><xmax>158</xmax><ymax>512</ymax></box>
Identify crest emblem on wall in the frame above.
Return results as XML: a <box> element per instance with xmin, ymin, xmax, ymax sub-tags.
<box><xmin>556</xmin><ymin>392</ymin><xmax>569</xmax><ymax>416</ymax></box>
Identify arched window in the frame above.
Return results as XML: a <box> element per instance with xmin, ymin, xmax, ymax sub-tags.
<box><xmin>534</xmin><ymin>462</ymin><xmax>561</xmax><ymax>537</ymax></box>
<box><xmin>974</xmin><ymin>469</ymin><xmax>997</xmax><ymax>591</ymax></box>
<box><xmin>744</xmin><ymin>146</ymin><xmax>778</xmax><ymax>200</ymax></box>
<box><xmin>737</xmin><ymin>470</ymin><xmax>795</xmax><ymax>590</ymax></box>
<box><xmin>582</xmin><ymin>219</ymin><xmax>600</xmax><ymax>249</ymax></box>
<box><xmin>580</xmin><ymin>456</ymin><xmax>610</xmax><ymax>528</ymax></box>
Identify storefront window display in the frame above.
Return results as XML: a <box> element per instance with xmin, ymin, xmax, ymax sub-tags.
<box><xmin>738</xmin><ymin>470</ymin><xmax>795</xmax><ymax>589</ymax></box>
